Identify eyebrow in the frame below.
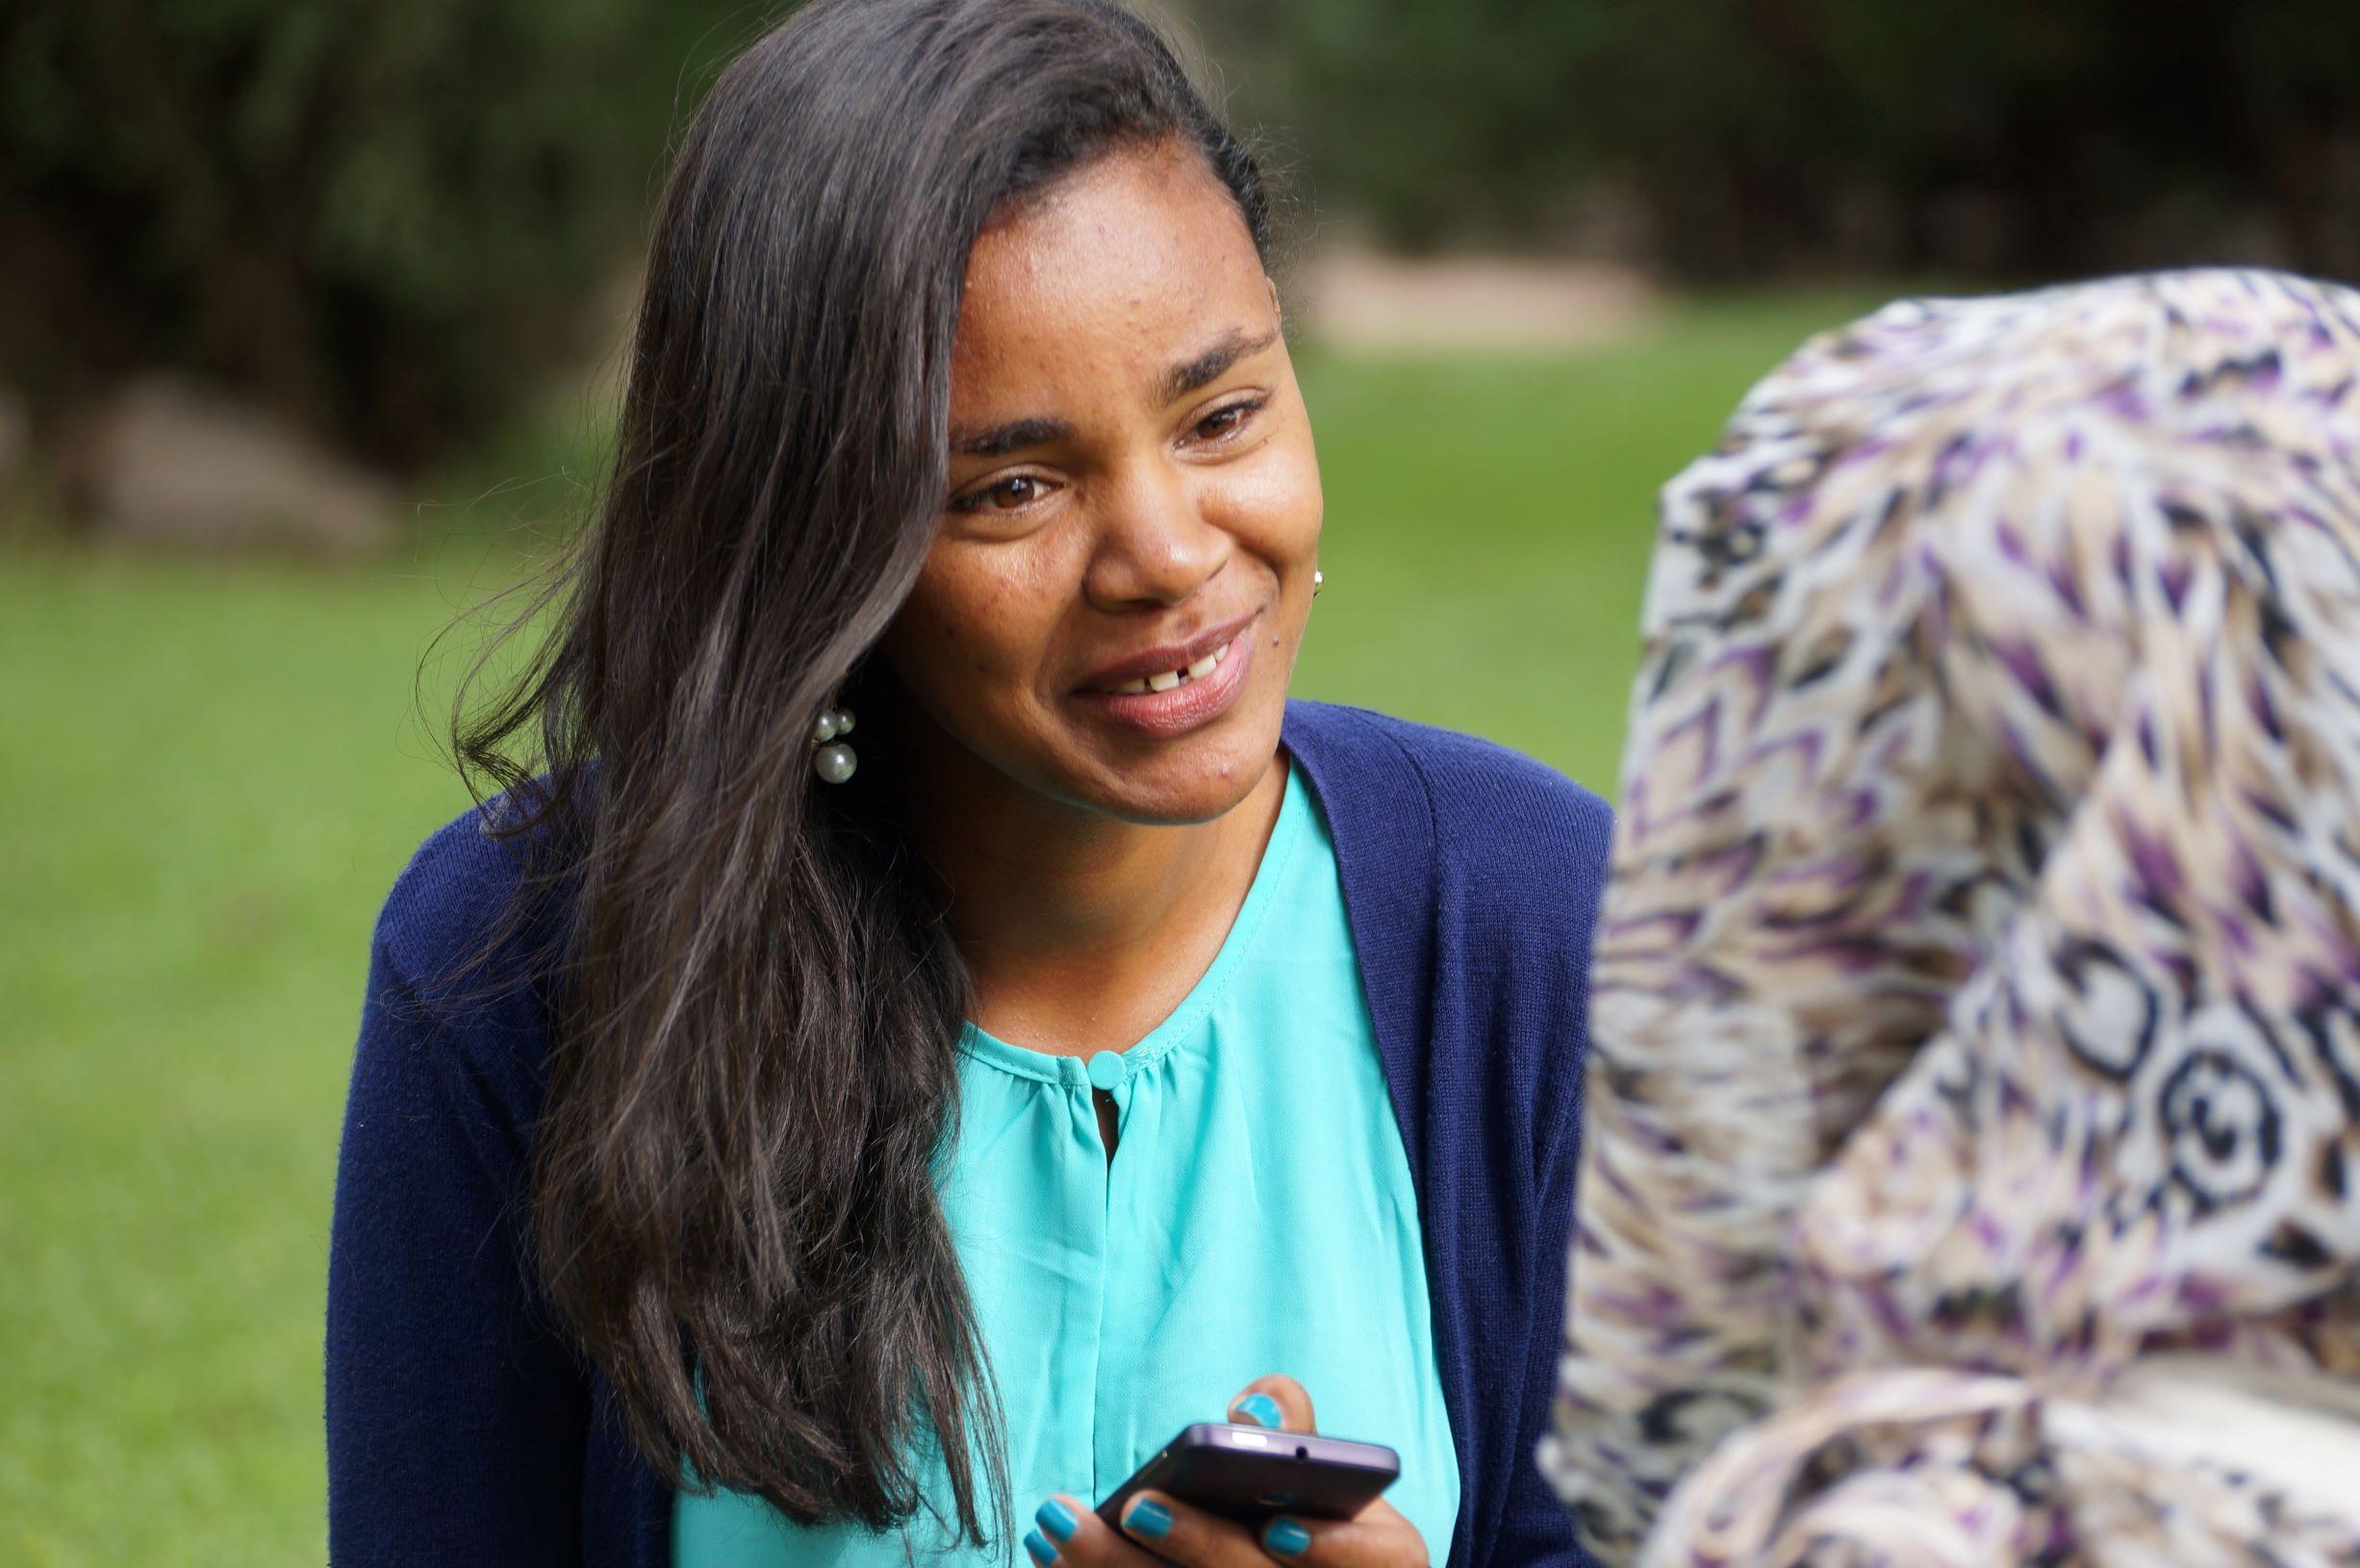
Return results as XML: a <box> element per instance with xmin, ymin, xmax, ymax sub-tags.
<box><xmin>1159</xmin><ymin>325</ymin><xmax>1281</xmax><ymax>406</ymax></box>
<box><xmin>950</xmin><ymin>415</ymin><xmax>1072</xmax><ymax>459</ymax></box>
<box><xmin>946</xmin><ymin>325</ymin><xmax>1282</xmax><ymax>458</ymax></box>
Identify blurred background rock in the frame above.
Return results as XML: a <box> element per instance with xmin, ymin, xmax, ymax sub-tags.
<box><xmin>2</xmin><ymin>2</ymin><xmax>2350</xmax><ymax>1562</ymax></box>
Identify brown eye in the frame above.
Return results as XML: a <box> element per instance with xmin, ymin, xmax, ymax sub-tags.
<box><xmin>1196</xmin><ymin>403</ymin><xmax>1253</xmax><ymax>441</ymax></box>
<box><xmin>956</xmin><ymin>474</ymin><xmax>1047</xmax><ymax>514</ymax></box>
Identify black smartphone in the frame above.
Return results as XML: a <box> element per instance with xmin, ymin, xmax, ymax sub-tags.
<box><xmin>1096</xmin><ymin>1422</ymin><xmax>1400</xmax><ymax>1530</ymax></box>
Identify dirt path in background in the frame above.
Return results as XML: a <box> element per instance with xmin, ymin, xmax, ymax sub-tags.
<box><xmin>567</xmin><ymin>244</ymin><xmax>1666</xmax><ymax>420</ymax></box>
<box><xmin>1293</xmin><ymin>245</ymin><xmax>1662</xmax><ymax>352</ymax></box>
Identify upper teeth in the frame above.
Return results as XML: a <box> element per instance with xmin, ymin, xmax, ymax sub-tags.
<box><xmin>1109</xmin><ymin>641</ymin><xmax>1228</xmax><ymax>695</ymax></box>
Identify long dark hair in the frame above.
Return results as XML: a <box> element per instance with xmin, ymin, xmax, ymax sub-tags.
<box><xmin>436</xmin><ymin>0</ymin><xmax>1276</xmax><ymax>1544</ymax></box>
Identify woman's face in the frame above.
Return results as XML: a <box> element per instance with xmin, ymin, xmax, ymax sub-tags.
<box><xmin>877</xmin><ymin>139</ymin><xmax>1322</xmax><ymax>826</ymax></box>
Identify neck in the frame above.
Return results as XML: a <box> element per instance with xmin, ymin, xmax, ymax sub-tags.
<box><xmin>896</xmin><ymin>712</ymin><xmax>1290</xmax><ymax>1052</ymax></box>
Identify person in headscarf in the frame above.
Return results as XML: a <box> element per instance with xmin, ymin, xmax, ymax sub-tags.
<box><xmin>1544</xmin><ymin>268</ymin><xmax>2360</xmax><ymax>1568</ymax></box>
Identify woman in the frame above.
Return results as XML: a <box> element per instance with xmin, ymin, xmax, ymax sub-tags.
<box><xmin>1547</xmin><ymin>268</ymin><xmax>2360</xmax><ymax>1566</ymax></box>
<box><xmin>323</xmin><ymin>4</ymin><xmax>1611</xmax><ymax>1567</ymax></box>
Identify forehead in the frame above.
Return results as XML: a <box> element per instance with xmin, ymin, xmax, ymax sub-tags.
<box><xmin>951</xmin><ymin>143</ymin><xmax>1267</xmax><ymax>400</ymax></box>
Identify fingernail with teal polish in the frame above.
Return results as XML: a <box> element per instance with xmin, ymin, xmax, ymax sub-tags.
<box><xmin>1036</xmin><ymin>1500</ymin><xmax>1078</xmax><ymax>1544</ymax></box>
<box><xmin>1125</xmin><ymin>1500</ymin><xmax>1173</xmax><ymax>1540</ymax></box>
<box><xmin>1025</xmin><ymin>1529</ymin><xmax>1058</xmax><ymax>1566</ymax></box>
<box><xmin>1232</xmin><ymin>1392</ymin><xmax>1283</xmax><ymax>1429</ymax></box>
<box><xmin>1265</xmin><ymin>1520</ymin><xmax>1312</xmax><ymax>1559</ymax></box>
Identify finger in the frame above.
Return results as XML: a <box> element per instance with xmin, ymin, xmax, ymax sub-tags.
<box><xmin>1258</xmin><ymin>1499</ymin><xmax>1428</xmax><ymax>1568</ymax></box>
<box><xmin>1116</xmin><ymin>1488</ymin><xmax>1267</xmax><ymax>1568</ymax></box>
<box><xmin>1028</xmin><ymin>1492</ymin><xmax>1163</xmax><ymax>1568</ymax></box>
<box><xmin>1226</xmin><ymin>1373</ymin><xmax>1316</xmax><ymax>1433</ymax></box>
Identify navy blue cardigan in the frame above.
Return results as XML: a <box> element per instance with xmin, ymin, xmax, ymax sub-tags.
<box><xmin>327</xmin><ymin>698</ymin><xmax>1611</xmax><ymax>1568</ymax></box>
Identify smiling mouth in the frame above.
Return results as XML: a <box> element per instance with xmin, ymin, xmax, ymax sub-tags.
<box><xmin>1098</xmin><ymin>638</ymin><xmax>1234</xmax><ymax>695</ymax></box>
<box><xmin>1074</xmin><ymin>615</ymin><xmax>1261</xmax><ymax>741</ymax></box>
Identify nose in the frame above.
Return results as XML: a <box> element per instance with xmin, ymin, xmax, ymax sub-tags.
<box><xmin>1081</xmin><ymin>458</ymin><xmax>1231</xmax><ymax>610</ymax></box>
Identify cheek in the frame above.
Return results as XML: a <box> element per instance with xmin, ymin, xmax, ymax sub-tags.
<box><xmin>1210</xmin><ymin>427</ymin><xmax>1323</xmax><ymax>559</ymax></box>
<box><xmin>888</xmin><ymin>546</ymin><xmax>1069</xmax><ymax>721</ymax></box>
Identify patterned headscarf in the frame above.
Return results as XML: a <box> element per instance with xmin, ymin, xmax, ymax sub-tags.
<box><xmin>1546</xmin><ymin>269</ymin><xmax>2360</xmax><ymax>1567</ymax></box>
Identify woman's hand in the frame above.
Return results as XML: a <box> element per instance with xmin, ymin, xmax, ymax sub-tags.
<box><xmin>1026</xmin><ymin>1376</ymin><xmax>1429</xmax><ymax>1568</ymax></box>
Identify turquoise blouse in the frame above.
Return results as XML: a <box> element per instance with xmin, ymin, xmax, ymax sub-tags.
<box><xmin>673</xmin><ymin>760</ymin><xmax>1459</xmax><ymax>1567</ymax></box>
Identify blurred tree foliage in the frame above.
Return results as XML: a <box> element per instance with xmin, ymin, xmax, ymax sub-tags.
<box><xmin>5</xmin><ymin>0</ymin><xmax>2352</xmax><ymax>470</ymax></box>
<box><xmin>1193</xmin><ymin>0</ymin><xmax>2360</xmax><ymax>283</ymax></box>
<box><xmin>0</xmin><ymin>0</ymin><xmax>766</xmax><ymax>469</ymax></box>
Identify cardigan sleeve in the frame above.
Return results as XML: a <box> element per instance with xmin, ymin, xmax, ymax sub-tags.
<box><xmin>1492</xmin><ymin>1072</ymin><xmax>1599</xmax><ymax>1568</ymax></box>
<box><xmin>325</xmin><ymin>904</ymin><xmax>591</xmax><ymax>1563</ymax></box>
<box><xmin>1487</xmin><ymin>773</ymin><xmax>1610</xmax><ymax>1568</ymax></box>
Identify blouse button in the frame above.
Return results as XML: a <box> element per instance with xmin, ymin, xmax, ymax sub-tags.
<box><xmin>1086</xmin><ymin>1050</ymin><xmax>1125</xmax><ymax>1092</ymax></box>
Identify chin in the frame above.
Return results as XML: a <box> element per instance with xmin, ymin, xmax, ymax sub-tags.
<box><xmin>1082</xmin><ymin>711</ymin><xmax>1284</xmax><ymax>825</ymax></box>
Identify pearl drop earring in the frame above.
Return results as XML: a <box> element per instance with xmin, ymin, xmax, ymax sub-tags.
<box><xmin>1312</xmin><ymin>569</ymin><xmax>1325</xmax><ymax>598</ymax></box>
<box><xmin>812</xmin><ymin>705</ymin><xmax>857</xmax><ymax>784</ymax></box>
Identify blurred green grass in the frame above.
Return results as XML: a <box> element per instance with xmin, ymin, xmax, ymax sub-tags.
<box><xmin>0</xmin><ymin>288</ymin><xmax>1885</xmax><ymax>1564</ymax></box>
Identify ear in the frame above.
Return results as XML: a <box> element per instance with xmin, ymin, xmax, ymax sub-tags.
<box><xmin>1265</xmin><ymin>273</ymin><xmax>1282</xmax><ymax>326</ymax></box>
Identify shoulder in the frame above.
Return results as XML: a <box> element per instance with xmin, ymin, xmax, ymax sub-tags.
<box><xmin>365</xmin><ymin>770</ymin><xmax>589</xmax><ymax>1089</ymax></box>
<box><xmin>350</xmin><ymin>778</ymin><xmax>583</xmax><ymax>1172</ymax></box>
<box><xmin>371</xmin><ymin>785</ymin><xmax>564</xmax><ymax>995</ymax></box>
<box><xmin>1284</xmin><ymin>698</ymin><xmax>1614</xmax><ymax>1080</ymax></box>
<box><xmin>1284</xmin><ymin>698</ymin><xmax>1614</xmax><ymax>899</ymax></box>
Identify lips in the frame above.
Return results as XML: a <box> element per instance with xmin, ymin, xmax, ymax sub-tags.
<box><xmin>1097</xmin><ymin>635</ymin><xmax>1234</xmax><ymax>695</ymax></box>
<box><xmin>1078</xmin><ymin>610</ymin><xmax>1261</xmax><ymax>695</ymax></box>
<box><xmin>1073</xmin><ymin>612</ymin><xmax>1261</xmax><ymax>741</ymax></box>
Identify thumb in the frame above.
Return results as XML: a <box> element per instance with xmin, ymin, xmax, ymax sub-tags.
<box><xmin>1226</xmin><ymin>1374</ymin><xmax>1316</xmax><ymax>1433</ymax></box>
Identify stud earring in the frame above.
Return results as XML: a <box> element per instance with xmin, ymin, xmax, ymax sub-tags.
<box><xmin>812</xmin><ymin>705</ymin><xmax>857</xmax><ymax>784</ymax></box>
<box><xmin>1312</xmin><ymin>569</ymin><xmax>1325</xmax><ymax>598</ymax></box>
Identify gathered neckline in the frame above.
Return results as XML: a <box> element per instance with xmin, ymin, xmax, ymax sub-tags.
<box><xmin>955</xmin><ymin>759</ymin><xmax>1309</xmax><ymax>1089</ymax></box>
